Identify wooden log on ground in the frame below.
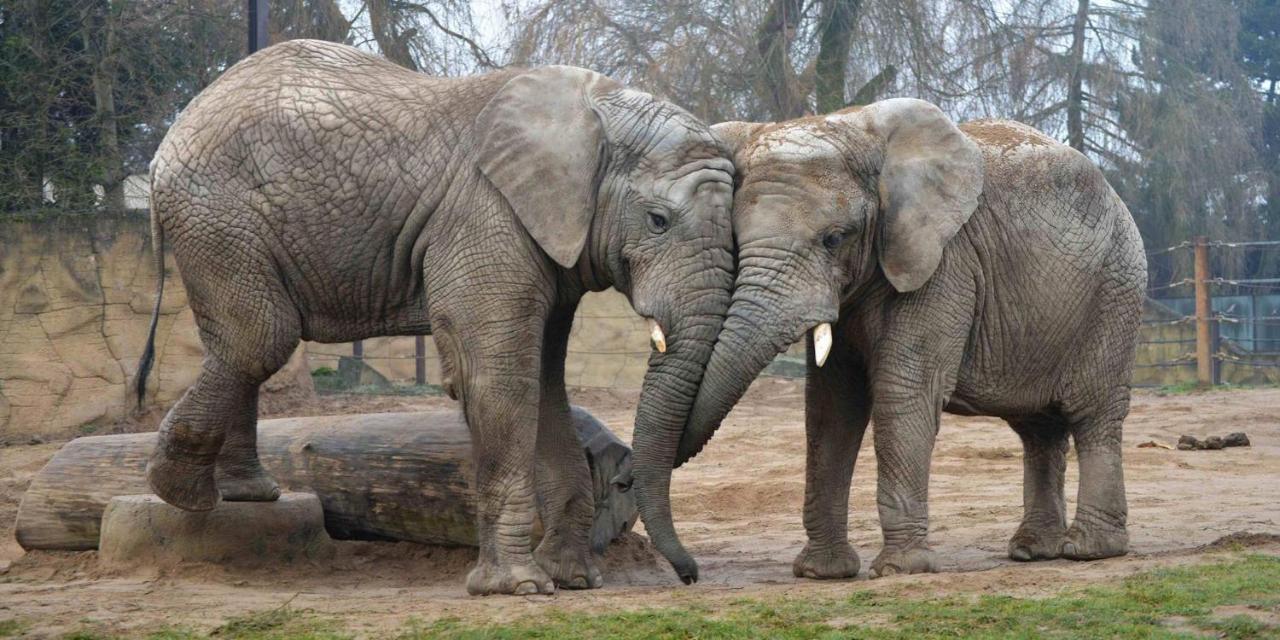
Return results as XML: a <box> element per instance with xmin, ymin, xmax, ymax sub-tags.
<box><xmin>16</xmin><ymin>406</ymin><xmax>636</xmax><ymax>552</ymax></box>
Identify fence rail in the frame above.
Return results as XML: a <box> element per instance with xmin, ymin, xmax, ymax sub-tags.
<box><xmin>1140</xmin><ymin>236</ymin><xmax>1280</xmax><ymax>385</ymax></box>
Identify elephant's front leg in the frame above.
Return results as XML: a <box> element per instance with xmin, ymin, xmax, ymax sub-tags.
<box><xmin>532</xmin><ymin>303</ymin><xmax>602</xmax><ymax>589</ymax></box>
<box><xmin>794</xmin><ymin>330</ymin><xmax>870</xmax><ymax>580</ymax></box>
<box><xmin>438</xmin><ymin>306</ymin><xmax>556</xmax><ymax>596</ymax></box>
<box><xmin>868</xmin><ymin>379</ymin><xmax>943</xmax><ymax>578</ymax></box>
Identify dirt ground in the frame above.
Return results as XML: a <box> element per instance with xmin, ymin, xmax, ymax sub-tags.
<box><xmin>2</xmin><ymin>380</ymin><xmax>1278</xmax><ymax>638</ymax></box>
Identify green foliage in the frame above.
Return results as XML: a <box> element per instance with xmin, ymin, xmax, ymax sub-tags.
<box><xmin>0</xmin><ymin>0</ymin><xmax>242</xmax><ymax>215</ymax></box>
<box><xmin>208</xmin><ymin>606</ymin><xmax>349</xmax><ymax>640</ymax></box>
<box><xmin>0</xmin><ymin>619</ymin><xmax>25</xmax><ymax>638</ymax></box>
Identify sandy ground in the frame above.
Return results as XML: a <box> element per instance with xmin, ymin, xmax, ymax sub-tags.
<box><xmin>1</xmin><ymin>380</ymin><xmax>1278</xmax><ymax>638</ymax></box>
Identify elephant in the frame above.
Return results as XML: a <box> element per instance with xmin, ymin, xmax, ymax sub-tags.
<box><xmin>133</xmin><ymin>40</ymin><xmax>736</xmax><ymax>595</ymax></box>
<box><xmin>640</xmin><ymin>98</ymin><xmax>1147</xmax><ymax>581</ymax></box>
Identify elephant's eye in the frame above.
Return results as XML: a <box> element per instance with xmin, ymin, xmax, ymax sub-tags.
<box><xmin>647</xmin><ymin>211</ymin><xmax>670</xmax><ymax>234</ymax></box>
<box><xmin>823</xmin><ymin>231</ymin><xmax>845</xmax><ymax>250</ymax></box>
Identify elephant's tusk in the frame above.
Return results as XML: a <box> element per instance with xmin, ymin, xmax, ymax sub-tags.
<box><xmin>649</xmin><ymin>319</ymin><xmax>667</xmax><ymax>353</ymax></box>
<box><xmin>813</xmin><ymin>322</ymin><xmax>832</xmax><ymax>367</ymax></box>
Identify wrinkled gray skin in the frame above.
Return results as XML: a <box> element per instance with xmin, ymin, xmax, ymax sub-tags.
<box><xmin>649</xmin><ymin>99</ymin><xmax>1146</xmax><ymax>580</ymax></box>
<box><xmin>136</xmin><ymin>40</ymin><xmax>734</xmax><ymax>595</ymax></box>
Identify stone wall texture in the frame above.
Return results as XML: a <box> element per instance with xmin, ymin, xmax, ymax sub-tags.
<box><xmin>0</xmin><ymin>214</ymin><xmax>313</xmax><ymax>442</ymax></box>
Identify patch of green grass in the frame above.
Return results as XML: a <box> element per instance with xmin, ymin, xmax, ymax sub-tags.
<box><xmin>52</xmin><ymin>556</ymin><xmax>1280</xmax><ymax>639</ymax></box>
<box><xmin>310</xmin><ymin>367</ymin><xmax>337</xmax><ymax>377</ymax></box>
<box><xmin>0</xmin><ymin>619</ymin><xmax>25</xmax><ymax>638</ymax></box>
<box><xmin>1153</xmin><ymin>381</ymin><xmax>1280</xmax><ymax>396</ymax></box>
<box><xmin>208</xmin><ymin>606</ymin><xmax>350</xmax><ymax>640</ymax></box>
<box><xmin>402</xmin><ymin>554</ymin><xmax>1280</xmax><ymax>640</ymax></box>
<box><xmin>59</xmin><ymin>607</ymin><xmax>351</xmax><ymax>640</ymax></box>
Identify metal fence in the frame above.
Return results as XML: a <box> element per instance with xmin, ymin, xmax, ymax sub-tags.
<box><xmin>1141</xmin><ymin>238</ymin><xmax>1280</xmax><ymax>385</ymax></box>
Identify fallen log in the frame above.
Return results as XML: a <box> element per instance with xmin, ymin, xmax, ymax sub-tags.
<box><xmin>16</xmin><ymin>406</ymin><xmax>636</xmax><ymax>552</ymax></box>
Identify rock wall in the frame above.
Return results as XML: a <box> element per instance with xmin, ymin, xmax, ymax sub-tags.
<box><xmin>0</xmin><ymin>213</ymin><xmax>312</xmax><ymax>442</ymax></box>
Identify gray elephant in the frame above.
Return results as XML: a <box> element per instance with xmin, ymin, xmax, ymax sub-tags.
<box><xmin>134</xmin><ymin>40</ymin><xmax>736</xmax><ymax>595</ymax></box>
<box><xmin>641</xmin><ymin>99</ymin><xmax>1146</xmax><ymax>580</ymax></box>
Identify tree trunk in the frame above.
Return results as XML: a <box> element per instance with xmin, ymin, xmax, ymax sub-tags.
<box><xmin>755</xmin><ymin>0</ymin><xmax>807</xmax><ymax>119</ymax></box>
<box><xmin>814</xmin><ymin>0</ymin><xmax>860</xmax><ymax>114</ymax></box>
<box><xmin>86</xmin><ymin>0</ymin><xmax>125</xmax><ymax>210</ymax></box>
<box><xmin>1066</xmin><ymin>0</ymin><xmax>1090</xmax><ymax>152</ymax></box>
<box><xmin>16</xmin><ymin>407</ymin><xmax>636</xmax><ymax>552</ymax></box>
<box><xmin>846</xmin><ymin>64</ymin><xmax>897</xmax><ymax>108</ymax></box>
<box><xmin>368</xmin><ymin>0</ymin><xmax>418</xmax><ymax>71</ymax></box>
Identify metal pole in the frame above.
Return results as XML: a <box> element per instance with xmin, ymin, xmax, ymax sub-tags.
<box><xmin>415</xmin><ymin>336</ymin><xmax>427</xmax><ymax>386</ymax></box>
<box><xmin>353</xmin><ymin>340</ymin><xmax>363</xmax><ymax>360</ymax></box>
<box><xmin>1194</xmin><ymin>236</ymin><xmax>1212</xmax><ymax>387</ymax></box>
<box><xmin>247</xmin><ymin>0</ymin><xmax>269</xmax><ymax>54</ymax></box>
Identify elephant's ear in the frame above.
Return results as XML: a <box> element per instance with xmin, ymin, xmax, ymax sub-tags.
<box><xmin>476</xmin><ymin>66</ymin><xmax>617</xmax><ymax>269</ymax></box>
<box><xmin>839</xmin><ymin>99</ymin><xmax>984</xmax><ymax>292</ymax></box>
<box><xmin>711</xmin><ymin>121</ymin><xmax>769</xmax><ymax>162</ymax></box>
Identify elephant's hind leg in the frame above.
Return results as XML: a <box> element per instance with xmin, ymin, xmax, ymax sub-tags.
<box><xmin>147</xmin><ymin>217</ymin><xmax>298</xmax><ymax>510</ymax></box>
<box><xmin>1060</xmin><ymin>389</ymin><xmax>1130</xmax><ymax>560</ymax></box>
<box><xmin>148</xmin><ymin>359</ymin><xmax>249</xmax><ymax>511</ymax></box>
<box><xmin>214</xmin><ymin>346</ymin><xmax>298</xmax><ymax>501</ymax></box>
<box><xmin>1006</xmin><ymin>414</ymin><xmax>1069</xmax><ymax>561</ymax></box>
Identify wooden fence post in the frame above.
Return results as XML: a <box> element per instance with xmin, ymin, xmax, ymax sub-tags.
<box><xmin>1194</xmin><ymin>236</ymin><xmax>1213</xmax><ymax>387</ymax></box>
<box><xmin>415</xmin><ymin>336</ymin><xmax>427</xmax><ymax>386</ymax></box>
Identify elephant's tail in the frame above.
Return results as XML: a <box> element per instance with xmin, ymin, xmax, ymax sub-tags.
<box><xmin>135</xmin><ymin>210</ymin><xmax>165</xmax><ymax>410</ymax></box>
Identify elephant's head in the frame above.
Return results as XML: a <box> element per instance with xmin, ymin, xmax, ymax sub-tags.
<box><xmin>644</xmin><ymin>98</ymin><xmax>984</xmax><ymax>577</ymax></box>
<box><xmin>476</xmin><ymin>67</ymin><xmax>736</xmax><ymax>583</ymax></box>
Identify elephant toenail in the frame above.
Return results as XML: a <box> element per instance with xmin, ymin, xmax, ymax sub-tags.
<box><xmin>514</xmin><ymin>581</ymin><xmax>538</xmax><ymax>595</ymax></box>
<box><xmin>1062</xmin><ymin>543</ymin><xmax>1077</xmax><ymax>557</ymax></box>
<box><xmin>1010</xmin><ymin>547</ymin><xmax>1031</xmax><ymax>562</ymax></box>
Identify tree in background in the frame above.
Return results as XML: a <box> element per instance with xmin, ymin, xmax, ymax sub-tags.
<box><xmin>1</xmin><ymin>0</ymin><xmax>1275</xmax><ymax>287</ymax></box>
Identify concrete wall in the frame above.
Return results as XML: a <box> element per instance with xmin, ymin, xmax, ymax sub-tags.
<box><xmin>0</xmin><ymin>214</ymin><xmax>312</xmax><ymax>443</ymax></box>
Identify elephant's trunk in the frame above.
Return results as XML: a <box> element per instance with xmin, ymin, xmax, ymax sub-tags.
<box><xmin>676</xmin><ymin>242</ymin><xmax>835</xmax><ymax>468</ymax></box>
<box><xmin>675</xmin><ymin>284</ymin><xmax>808</xmax><ymax>468</ymax></box>
<box><xmin>630</xmin><ymin>307</ymin><xmax>721</xmax><ymax>584</ymax></box>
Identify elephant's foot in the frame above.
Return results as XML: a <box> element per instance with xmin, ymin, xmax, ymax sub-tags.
<box><xmin>215</xmin><ymin>462</ymin><xmax>281</xmax><ymax>502</ymax></box>
<box><xmin>466</xmin><ymin>559</ymin><xmax>556</xmax><ymax>596</ymax></box>
<box><xmin>1008</xmin><ymin>522</ymin><xmax>1067</xmax><ymax>562</ymax></box>
<box><xmin>793</xmin><ymin>541</ymin><xmax>861</xmax><ymax>580</ymax></box>
<box><xmin>146</xmin><ymin>449</ymin><xmax>219</xmax><ymax>512</ymax></box>
<box><xmin>1060</xmin><ymin>523</ymin><xmax>1128</xmax><ymax>560</ymax></box>
<box><xmin>870</xmin><ymin>544</ymin><xmax>939</xmax><ymax>578</ymax></box>
<box><xmin>535</xmin><ymin>538</ymin><xmax>604</xmax><ymax>590</ymax></box>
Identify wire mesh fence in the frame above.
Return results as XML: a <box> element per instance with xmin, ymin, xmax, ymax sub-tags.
<box><xmin>1138</xmin><ymin>238</ymin><xmax>1280</xmax><ymax>386</ymax></box>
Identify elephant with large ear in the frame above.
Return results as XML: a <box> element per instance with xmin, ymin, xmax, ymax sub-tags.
<box><xmin>640</xmin><ymin>98</ymin><xmax>1146</xmax><ymax>581</ymax></box>
<box><xmin>135</xmin><ymin>40</ymin><xmax>735</xmax><ymax>595</ymax></box>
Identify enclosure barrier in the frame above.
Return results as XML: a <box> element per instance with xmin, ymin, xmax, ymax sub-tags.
<box><xmin>1141</xmin><ymin>237</ymin><xmax>1280</xmax><ymax>386</ymax></box>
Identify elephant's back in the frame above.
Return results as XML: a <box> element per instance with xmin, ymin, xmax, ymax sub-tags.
<box><xmin>148</xmin><ymin>41</ymin><xmax>520</xmax><ymax>336</ymax></box>
<box><xmin>153</xmin><ymin>41</ymin><xmax>508</xmax><ymax>189</ymax></box>
<box><xmin>960</xmin><ymin>119</ymin><xmax>1141</xmax><ymax>272</ymax></box>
